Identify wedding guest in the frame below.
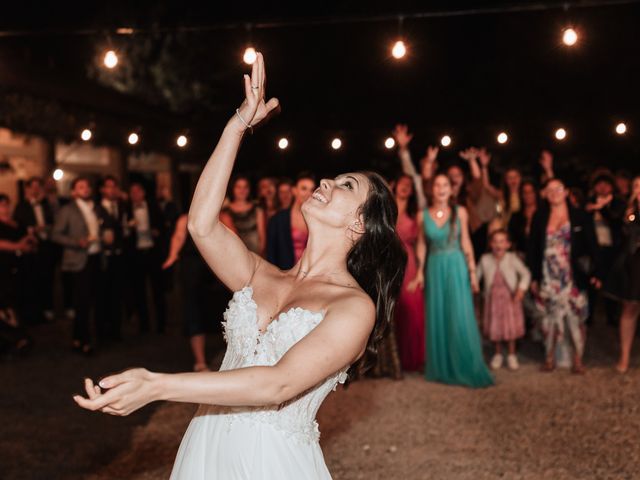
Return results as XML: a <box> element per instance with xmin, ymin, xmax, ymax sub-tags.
<box><xmin>413</xmin><ymin>173</ymin><xmax>494</xmax><ymax>388</ymax></box>
<box><xmin>477</xmin><ymin>229</ymin><xmax>531</xmax><ymax>370</ymax></box>
<box><xmin>52</xmin><ymin>177</ymin><xmax>103</xmax><ymax>354</ymax></box>
<box><xmin>125</xmin><ymin>182</ymin><xmax>167</xmax><ymax>334</ymax></box>
<box><xmin>604</xmin><ymin>176</ymin><xmax>640</xmax><ymax>373</ymax></box>
<box><xmin>258</xmin><ymin>176</ymin><xmax>279</xmax><ymax>220</ymax></box>
<box><xmin>13</xmin><ymin>176</ymin><xmax>56</xmax><ymax>324</ymax></box>
<box><xmin>220</xmin><ymin>176</ymin><xmax>265</xmax><ymax>254</ymax></box>
<box><xmin>267</xmin><ymin>173</ymin><xmax>315</xmax><ymax>270</ymax></box>
<box><xmin>0</xmin><ymin>194</ymin><xmax>34</xmax><ymax>355</ymax></box>
<box><xmin>277</xmin><ymin>177</ymin><xmax>294</xmax><ymax>211</ymax></box>
<box><xmin>528</xmin><ymin>178</ymin><xmax>600</xmax><ymax>373</ymax></box>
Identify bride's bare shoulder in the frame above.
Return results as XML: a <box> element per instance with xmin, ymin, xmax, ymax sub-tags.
<box><xmin>326</xmin><ymin>284</ymin><xmax>375</xmax><ymax>320</ymax></box>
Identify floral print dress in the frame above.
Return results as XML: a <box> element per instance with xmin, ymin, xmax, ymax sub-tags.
<box><xmin>536</xmin><ymin>223</ymin><xmax>589</xmax><ymax>357</ymax></box>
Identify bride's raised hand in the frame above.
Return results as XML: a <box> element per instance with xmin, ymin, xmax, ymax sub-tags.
<box><xmin>236</xmin><ymin>52</ymin><xmax>280</xmax><ymax>130</ymax></box>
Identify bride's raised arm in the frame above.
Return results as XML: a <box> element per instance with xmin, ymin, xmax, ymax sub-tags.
<box><xmin>188</xmin><ymin>52</ymin><xmax>279</xmax><ymax>290</ymax></box>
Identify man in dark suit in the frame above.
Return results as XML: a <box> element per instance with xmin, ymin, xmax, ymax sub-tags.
<box><xmin>125</xmin><ymin>182</ymin><xmax>167</xmax><ymax>333</ymax></box>
<box><xmin>13</xmin><ymin>176</ymin><xmax>56</xmax><ymax>324</ymax></box>
<box><xmin>266</xmin><ymin>173</ymin><xmax>315</xmax><ymax>270</ymax></box>
<box><xmin>96</xmin><ymin>175</ymin><xmax>127</xmax><ymax>342</ymax></box>
<box><xmin>52</xmin><ymin>176</ymin><xmax>103</xmax><ymax>354</ymax></box>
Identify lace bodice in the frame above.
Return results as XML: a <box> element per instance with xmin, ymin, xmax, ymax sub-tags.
<box><xmin>195</xmin><ymin>286</ymin><xmax>349</xmax><ymax>444</ymax></box>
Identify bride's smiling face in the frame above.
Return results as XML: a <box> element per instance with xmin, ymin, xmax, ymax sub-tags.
<box><xmin>302</xmin><ymin>172</ymin><xmax>370</xmax><ymax>232</ymax></box>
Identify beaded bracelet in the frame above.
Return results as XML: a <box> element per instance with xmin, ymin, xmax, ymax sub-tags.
<box><xmin>235</xmin><ymin>109</ymin><xmax>253</xmax><ymax>134</ymax></box>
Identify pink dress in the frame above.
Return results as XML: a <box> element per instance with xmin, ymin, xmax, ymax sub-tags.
<box><xmin>291</xmin><ymin>226</ymin><xmax>308</xmax><ymax>263</ymax></box>
<box><xmin>483</xmin><ymin>268</ymin><xmax>525</xmax><ymax>342</ymax></box>
<box><xmin>394</xmin><ymin>212</ymin><xmax>425</xmax><ymax>371</ymax></box>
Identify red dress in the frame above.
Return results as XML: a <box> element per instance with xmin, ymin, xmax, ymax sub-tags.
<box><xmin>395</xmin><ymin>212</ymin><xmax>426</xmax><ymax>371</ymax></box>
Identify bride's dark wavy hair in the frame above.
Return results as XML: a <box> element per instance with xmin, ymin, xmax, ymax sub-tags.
<box><xmin>346</xmin><ymin>171</ymin><xmax>407</xmax><ymax>376</ymax></box>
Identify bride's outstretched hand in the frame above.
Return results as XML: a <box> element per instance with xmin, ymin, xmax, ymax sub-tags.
<box><xmin>73</xmin><ymin>368</ymin><xmax>159</xmax><ymax>416</ymax></box>
<box><xmin>236</xmin><ymin>52</ymin><xmax>280</xmax><ymax>131</ymax></box>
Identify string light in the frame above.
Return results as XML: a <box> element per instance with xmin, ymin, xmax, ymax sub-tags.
<box><xmin>331</xmin><ymin>138</ymin><xmax>342</xmax><ymax>150</ymax></box>
<box><xmin>53</xmin><ymin>169</ymin><xmax>64</xmax><ymax>181</ymax></box>
<box><xmin>440</xmin><ymin>135</ymin><xmax>452</xmax><ymax>147</ymax></box>
<box><xmin>391</xmin><ymin>40</ymin><xmax>407</xmax><ymax>59</ymax></box>
<box><xmin>562</xmin><ymin>28</ymin><xmax>578</xmax><ymax>46</ymax></box>
<box><xmin>103</xmin><ymin>50</ymin><xmax>118</xmax><ymax>69</ymax></box>
<box><xmin>177</xmin><ymin>135</ymin><xmax>188</xmax><ymax>147</ymax></box>
<box><xmin>615</xmin><ymin>122</ymin><xmax>627</xmax><ymax>135</ymax></box>
<box><xmin>278</xmin><ymin>137</ymin><xmax>289</xmax><ymax>150</ymax></box>
<box><xmin>385</xmin><ymin>137</ymin><xmax>396</xmax><ymax>149</ymax></box>
<box><xmin>128</xmin><ymin>132</ymin><xmax>139</xmax><ymax>145</ymax></box>
<box><xmin>555</xmin><ymin>127</ymin><xmax>567</xmax><ymax>140</ymax></box>
<box><xmin>80</xmin><ymin>128</ymin><xmax>92</xmax><ymax>141</ymax></box>
<box><xmin>243</xmin><ymin>47</ymin><xmax>257</xmax><ymax>65</ymax></box>
<box><xmin>497</xmin><ymin>132</ymin><xmax>508</xmax><ymax>144</ymax></box>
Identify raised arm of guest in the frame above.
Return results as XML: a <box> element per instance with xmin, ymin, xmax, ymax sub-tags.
<box><xmin>393</xmin><ymin>124</ymin><xmax>427</xmax><ymax>210</ymax></box>
<box><xmin>477</xmin><ymin>148</ymin><xmax>502</xmax><ymax>200</ymax></box>
<box><xmin>539</xmin><ymin>150</ymin><xmax>555</xmax><ymax>184</ymax></box>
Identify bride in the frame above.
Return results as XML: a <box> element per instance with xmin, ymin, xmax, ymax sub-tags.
<box><xmin>74</xmin><ymin>53</ymin><xmax>406</xmax><ymax>479</ymax></box>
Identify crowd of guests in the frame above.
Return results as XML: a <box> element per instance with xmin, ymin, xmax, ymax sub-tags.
<box><xmin>387</xmin><ymin>124</ymin><xmax>640</xmax><ymax>386</ymax></box>
<box><xmin>2</xmin><ymin>131</ymin><xmax>640</xmax><ymax>384</ymax></box>
<box><xmin>0</xmin><ymin>175</ymin><xmax>178</xmax><ymax>356</ymax></box>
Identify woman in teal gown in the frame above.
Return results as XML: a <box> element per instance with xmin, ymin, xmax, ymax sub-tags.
<box><xmin>412</xmin><ymin>173</ymin><xmax>494</xmax><ymax>388</ymax></box>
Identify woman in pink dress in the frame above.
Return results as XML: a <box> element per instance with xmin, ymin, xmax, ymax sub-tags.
<box><xmin>394</xmin><ymin>174</ymin><xmax>425</xmax><ymax>371</ymax></box>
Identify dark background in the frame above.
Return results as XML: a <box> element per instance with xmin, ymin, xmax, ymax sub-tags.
<box><xmin>1</xmin><ymin>0</ymin><xmax>639</xmax><ymax>183</ymax></box>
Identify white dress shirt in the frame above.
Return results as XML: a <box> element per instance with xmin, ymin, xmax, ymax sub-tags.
<box><xmin>76</xmin><ymin>198</ymin><xmax>101</xmax><ymax>254</ymax></box>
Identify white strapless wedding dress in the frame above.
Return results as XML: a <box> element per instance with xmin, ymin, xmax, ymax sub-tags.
<box><xmin>170</xmin><ymin>286</ymin><xmax>349</xmax><ymax>479</ymax></box>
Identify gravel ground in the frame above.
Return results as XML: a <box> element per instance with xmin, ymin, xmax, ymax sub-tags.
<box><xmin>2</xmin><ymin>305</ymin><xmax>639</xmax><ymax>480</ymax></box>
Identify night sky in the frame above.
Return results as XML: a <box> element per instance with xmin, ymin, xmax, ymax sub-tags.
<box><xmin>1</xmin><ymin>1</ymin><xmax>639</xmax><ymax>183</ymax></box>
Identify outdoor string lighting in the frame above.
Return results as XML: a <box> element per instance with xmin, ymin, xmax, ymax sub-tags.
<box><xmin>80</xmin><ymin>128</ymin><xmax>92</xmax><ymax>141</ymax></box>
<box><xmin>384</xmin><ymin>137</ymin><xmax>396</xmax><ymax>149</ymax></box>
<box><xmin>331</xmin><ymin>138</ymin><xmax>342</xmax><ymax>150</ymax></box>
<box><xmin>497</xmin><ymin>132</ymin><xmax>509</xmax><ymax>144</ymax></box>
<box><xmin>615</xmin><ymin>122</ymin><xmax>627</xmax><ymax>135</ymax></box>
<box><xmin>243</xmin><ymin>47</ymin><xmax>257</xmax><ymax>65</ymax></box>
<box><xmin>177</xmin><ymin>135</ymin><xmax>188</xmax><ymax>147</ymax></box>
<box><xmin>391</xmin><ymin>40</ymin><xmax>407</xmax><ymax>59</ymax></box>
<box><xmin>555</xmin><ymin>127</ymin><xmax>567</xmax><ymax>140</ymax></box>
<box><xmin>278</xmin><ymin>137</ymin><xmax>289</xmax><ymax>150</ymax></box>
<box><xmin>440</xmin><ymin>135</ymin><xmax>452</xmax><ymax>147</ymax></box>
<box><xmin>103</xmin><ymin>50</ymin><xmax>119</xmax><ymax>69</ymax></box>
<box><xmin>128</xmin><ymin>132</ymin><xmax>139</xmax><ymax>145</ymax></box>
<box><xmin>562</xmin><ymin>27</ymin><xmax>579</xmax><ymax>46</ymax></box>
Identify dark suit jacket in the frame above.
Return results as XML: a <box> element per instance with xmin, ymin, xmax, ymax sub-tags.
<box><xmin>13</xmin><ymin>199</ymin><xmax>54</xmax><ymax>230</ymax></box>
<box><xmin>527</xmin><ymin>202</ymin><xmax>600</xmax><ymax>291</ymax></box>
<box><xmin>123</xmin><ymin>201</ymin><xmax>165</xmax><ymax>255</ymax></box>
<box><xmin>96</xmin><ymin>199</ymin><xmax>127</xmax><ymax>256</ymax></box>
<box><xmin>267</xmin><ymin>209</ymin><xmax>294</xmax><ymax>270</ymax></box>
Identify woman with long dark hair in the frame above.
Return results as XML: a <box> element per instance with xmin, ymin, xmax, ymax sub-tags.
<box><xmin>413</xmin><ymin>173</ymin><xmax>494</xmax><ymax>388</ymax></box>
<box><xmin>392</xmin><ymin>174</ymin><xmax>425</xmax><ymax>372</ymax></box>
<box><xmin>74</xmin><ymin>53</ymin><xmax>406</xmax><ymax>479</ymax></box>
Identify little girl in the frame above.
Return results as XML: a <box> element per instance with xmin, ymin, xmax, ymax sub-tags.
<box><xmin>477</xmin><ymin>229</ymin><xmax>531</xmax><ymax>370</ymax></box>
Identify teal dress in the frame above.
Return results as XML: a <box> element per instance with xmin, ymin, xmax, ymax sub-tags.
<box><xmin>423</xmin><ymin>208</ymin><xmax>494</xmax><ymax>388</ymax></box>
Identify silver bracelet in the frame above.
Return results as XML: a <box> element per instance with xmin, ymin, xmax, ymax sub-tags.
<box><xmin>235</xmin><ymin>109</ymin><xmax>253</xmax><ymax>134</ymax></box>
